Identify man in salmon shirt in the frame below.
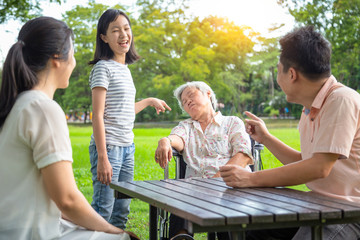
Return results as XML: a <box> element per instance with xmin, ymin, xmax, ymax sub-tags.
<box><xmin>220</xmin><ymin>26</ymin><xmax>360</xmax><ymax>239</ymax></box>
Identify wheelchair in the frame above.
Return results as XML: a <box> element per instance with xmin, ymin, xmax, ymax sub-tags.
<box><xmin>158</xmin><ymin>138</ymin><xmax>264</xmax><ymax>240</ymax></box>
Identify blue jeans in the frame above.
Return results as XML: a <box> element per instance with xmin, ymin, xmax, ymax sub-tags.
<box><xmin>89</xmin><ymin>143</ymin><xmax>135</xmax><ymax>229</ymax></box>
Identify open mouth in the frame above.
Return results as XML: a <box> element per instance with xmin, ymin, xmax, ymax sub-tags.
<box><xmin>119</xmin><ymin>40</ymin><xmax>129</xmax><ymax>47</ymax></box>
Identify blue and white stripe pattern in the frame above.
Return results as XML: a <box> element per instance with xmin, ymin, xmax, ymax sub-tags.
<box><xmin>89</xmin><ymin>60</ymin><xmax>136</xmax><ymax>146</ymax></box>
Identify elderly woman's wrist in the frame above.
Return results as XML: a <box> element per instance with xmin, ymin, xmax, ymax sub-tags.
<box><xmin>159</xmin><ymin>137</ymin><xmax>171</xmax><ymax>146</ymax></box>
<box><xmin>166</xmin><ymin>136</ymin><xmax>172</xmax><ymax>146</ymax></box>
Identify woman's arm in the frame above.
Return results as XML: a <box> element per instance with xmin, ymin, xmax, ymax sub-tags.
<box><xmin>135</xmin><ymin>97</ymin><xmax>171</xmax><ymax>114</ymax></box>
<box><xmin>41</xmin><ymin>161</ymin><xmax>123</xmax><ymax>234</ymax></box>
<box><xmin>91</xmin><ymin>87</ymin><xmax>112</xmax><ymax>185</ymax></box>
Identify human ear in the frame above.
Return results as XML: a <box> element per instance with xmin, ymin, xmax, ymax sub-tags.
<box><xmin>100</xmin><ymin>34</ymin><xmax>108</xmax><ymax>43</ymax></box>
<box><xmin>289</xmin><ymin>67</ymin><xmax>297</xmax><ymax>82</ymax></box>
<box><xmin>51</xmin><ymin>56</ymin><xmax>61</xmax><ymax>68</ymax></box>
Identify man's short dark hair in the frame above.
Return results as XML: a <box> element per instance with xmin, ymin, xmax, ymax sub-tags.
<box><xmin>279</xmin><ymin>26</ymin><xmax>331</xmax><ymax>80</ymax></box>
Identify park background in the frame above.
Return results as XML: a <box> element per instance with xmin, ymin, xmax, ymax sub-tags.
<box><xmin>1</xmin><ymin>0</ymin><xmax>360</xmax><ymax>239</ymax></box>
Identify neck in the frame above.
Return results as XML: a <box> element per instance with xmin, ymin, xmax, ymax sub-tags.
<box><xmin>198</xmin><ymin>110</ymin><xmax>216</xmax><ymax>131</ymax></box>
<box><xmin>33</xmin><ymin>70</ymin><xmax>56</xmax><ymax>99</ymax></box>
<box><xmin>301</xmin><ymin>77</ymin><xmax>329</xmax><ymax>109</ymax></box>
<box><xmin>113</xmin><ymin>54</ymin><xmax>126</xmax><ymax>64</ymax></box>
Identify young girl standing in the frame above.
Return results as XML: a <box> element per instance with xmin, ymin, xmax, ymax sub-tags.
<box><xmin>88</xmin><ymin>9</ymin><xmax>171</xmax><ymax>229</ymax></box>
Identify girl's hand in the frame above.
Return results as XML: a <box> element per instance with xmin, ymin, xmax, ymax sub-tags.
<box><xmin>150</xmin><ymin>98</ymin><xmax>172</xmax><ymax>114</ymax></box>
<box><xmin>97</xmin><ymin>156</ymin><xmax>113</xmax><ymax>185</ymax></box>
<box><xmin>244</xmin><ymin>111</ymin><xmax>270</xmax><ymax>144</ymax></box>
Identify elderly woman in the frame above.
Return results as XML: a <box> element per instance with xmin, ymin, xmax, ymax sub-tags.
<box><xmin>155</xmin><ymin>81</ymin><xmax>253</xmax><ymax>178</ymax></box>
<box><xmin>155</xmin><ymin>81</ymin><xmax>253</xmax><ymax>240</ymax></box>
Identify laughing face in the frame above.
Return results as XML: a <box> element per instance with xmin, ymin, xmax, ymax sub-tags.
<box><xmin>101</xmin><ymin>15</ymin><xmax>132</xmax><ymax>64</ymax></box>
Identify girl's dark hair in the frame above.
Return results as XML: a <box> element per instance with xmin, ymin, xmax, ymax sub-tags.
<box><xmin>89</xmin><ymin>9</ymin><xmax>140</xmax><ymax>65</ymax></box>
<box><xmin>0</xmin><ymin>16</ymin><xmax>73</xmax><ymax>127</ymax></box>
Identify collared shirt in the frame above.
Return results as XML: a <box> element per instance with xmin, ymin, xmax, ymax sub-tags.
<box><xmin>171</xmin><ymin>112</ymin><xmax>253</xmax><ymax>178</ymax></box>
<box><xmin>299</xmin><ymin>75</ymin><xmax>360</xmax><ymax>202</ymax></box>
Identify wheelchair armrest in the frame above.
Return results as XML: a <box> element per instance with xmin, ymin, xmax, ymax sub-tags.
<box><xmin>172</xmin><ymin>148</ymin><xmax>182</xmax><ymax>157</ymax></box>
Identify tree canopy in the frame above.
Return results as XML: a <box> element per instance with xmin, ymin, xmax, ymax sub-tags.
<box><xmin>279</xmin><ymin>0</ymin><xmax>360</xmax><ymax>89</ymax></box>
<box><xmin>2</xmin><ymin>0</ymin><xmax>358</xmax><ymax>121</ymax></box>
<box><xmin>0</xmin><ymin>0</ymin><xmax>62</xmax><ymax>23</ymax></box>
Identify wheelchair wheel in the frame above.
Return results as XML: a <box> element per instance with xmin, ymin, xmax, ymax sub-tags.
<box><xmin>157</xmin><ymin>208</ymin><xmax>170</xmax><ymax>240</ymax></box>
<box><xmin>171</xmin><ymin>233</ymin><xmax>195</xmax><ymax>240</ymax></box>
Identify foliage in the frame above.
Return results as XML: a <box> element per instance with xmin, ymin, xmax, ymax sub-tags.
<box><xmin>132</xmin><ymin>0</ymin><xmax>261</xmax><ymax>119</ymax></box>
<box><xmin>0</xmin><ymin>0</ymin><xmax>62</xmax><ymax>23</ymax></box>
<box><xmin>3</xmin><ymin>0</ymin><xmax>327</xmax><ymax>121</ymax></box>
<box><xmin>278</xmin><ymin>0</ymin><xmax>360</xmax><ymax>90</ymax></box>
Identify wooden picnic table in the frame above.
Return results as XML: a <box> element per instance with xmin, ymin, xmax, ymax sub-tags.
<box><xmin>110</xmin><ymin>177</ymin><xmax>360</xmax><ymax>240</ymax></box>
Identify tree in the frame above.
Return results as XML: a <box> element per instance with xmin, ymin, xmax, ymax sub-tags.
<box><xmin>278</xmin><ymin>0</ymin><xmax>360</xmax><ymax>90</ymax></box>
<box><xmin>0</xmin><ymin>0</ymin><xmax>62</xmax><ymax>23</ymax></box>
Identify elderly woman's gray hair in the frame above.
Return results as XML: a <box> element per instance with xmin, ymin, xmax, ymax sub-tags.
<box><xmin>174</xmin><ymin>81</ymin><xmax>218</xmax><ymax>111</ymax></box>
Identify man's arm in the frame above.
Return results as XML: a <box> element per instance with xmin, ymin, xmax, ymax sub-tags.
<box><xmin>245</xmin><ymin>111</ymin><xmax>302</xmax><ymax>164</ymax></box>
<box><xmin>220</xmin><ymin>152</ymin><xmax>339</xmax><ymax>188</ymax></box>
<box><xmin>212</xmin><ymin>152</ymin><xmax>252</xmax><ymax>178</ymax></box>
<box><xmin>261</xmin><ymin>133</ymin><xmax>302</xmax><ymax>165</ymax></box>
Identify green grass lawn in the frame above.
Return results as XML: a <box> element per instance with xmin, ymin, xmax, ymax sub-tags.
<box><xmin>69</xmin><ymin>123</ymin><xmax>306</xmax><ymax>240</ymax></box>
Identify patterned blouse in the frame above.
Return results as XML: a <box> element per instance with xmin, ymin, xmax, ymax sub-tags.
<box><xmin>171</xmin><ymin>112</ymin><xmax>253</xmax><ymax>178</ymax></box>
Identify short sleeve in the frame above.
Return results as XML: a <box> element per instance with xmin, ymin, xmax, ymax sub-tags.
<box><xmin>18</xmin><ymin>99</ymin><xmax>73</xmax><ymax>169</ymax></box>
<box><xmin>89</xmin><ymin>61</ymin><xmax>111</xmax><ymax>90</ymax></box>
<box><xmin>170</xmin><ymin>121</ymin><xmax>188</xmax><ymax>147</ymax></box>
<box><xmin>229</xmin><ymin>117</ymin><xmax>253</xmax><ymax>162</ymax></box>
<box><xmin>313</xmin><ymin>93</ymin><xmax>359</xmax><ymax>158</ymax></box>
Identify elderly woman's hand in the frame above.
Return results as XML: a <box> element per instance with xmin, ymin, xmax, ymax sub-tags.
<box><xmin>155</xmin><ymin>137</ymin><xmax>173</xmax><ymax>168</ymax></box>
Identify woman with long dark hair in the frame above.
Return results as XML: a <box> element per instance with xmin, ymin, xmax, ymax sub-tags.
<box><xmin>0</xmin><ymin>16</ymin><xmax>138</xmax><ymax>240</ymax></box>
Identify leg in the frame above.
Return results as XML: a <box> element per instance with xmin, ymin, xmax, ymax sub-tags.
<box><xmin>90</xmin><ymin>144</ymin><xmax>116</xmax><ymax>221</ymax></box>
<box><xmin>109</xmin><ymin>144</ymin><xmax>135</xmax><ymax>229</ymax></box>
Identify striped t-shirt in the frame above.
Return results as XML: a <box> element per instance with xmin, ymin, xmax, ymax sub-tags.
<box><xmin>89</xmin><ymin>60</ymin><xmax>136</xmax><ymax>146</ymax></box>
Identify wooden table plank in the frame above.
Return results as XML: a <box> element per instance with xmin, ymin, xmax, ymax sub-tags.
<box><xmin>207</xmin><ymin>178</ymin><xmax>342</xmax><ymax>220</ymax></box>
<box><xmin>182</xmin><ymin>178</ymin><xmax>319</xmax><ymax>221</ymax></box>
<box><xmin>160</xmin><ymin>179</ymin><xmax>298</xmax><ymax>222</ymax></box>
<box><xmin>110</xmin><ymin>181</ymin><xmax>225</xmax><ymax>226</ymax></box>
<box><xmin>136</xmin><ymin>181</ymin><xmax>251</xmax><ymax>224</ymax></box>
<box><xmin>148</xmin><ymin>180</ymin><xmax>276</xmax><ymax>224</ymax></box>
<box><xmin>268</xmin><ymin>188</ymin><xmax>360</xmax><ymax>218</ymax></box>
